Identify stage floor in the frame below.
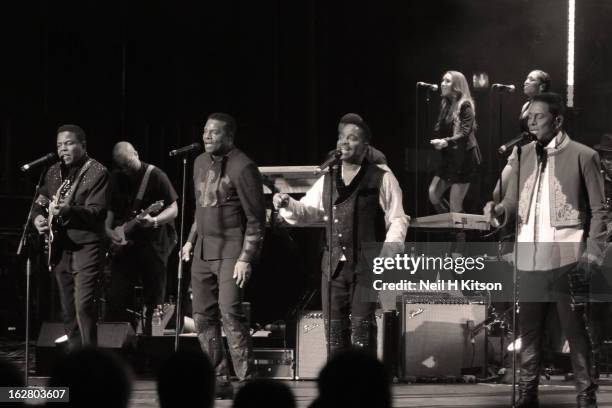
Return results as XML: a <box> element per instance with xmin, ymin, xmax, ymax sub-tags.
<box><xmin>25</xmin><ymin>376</ymin><xmax>612</xmax><ymax>407</ymax></box>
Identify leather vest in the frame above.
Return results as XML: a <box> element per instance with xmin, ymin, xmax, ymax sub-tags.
<box><xmin>321</xmin><ymin>162</ymin><xmax>386</xmax><ymax>277</ymax></box>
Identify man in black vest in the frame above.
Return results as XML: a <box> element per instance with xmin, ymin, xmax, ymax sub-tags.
<box><xmin>32</xmin><ymin>124</ymin><xmax>109</xmax><ymax>348</ymax></box>
<box><xmin>274</xmin><ymin>116</ymin><xmax>408</xmax><ymax>354</ymax></box>
<box><xmin>105</xmin><ymin>141</ymin><xmax>178</xmax><ymax>335</ymax></box>
<box><xmin>181</xmin><ymin>113</ymin><xmax>266</xmax><ymax>399</ymax></box>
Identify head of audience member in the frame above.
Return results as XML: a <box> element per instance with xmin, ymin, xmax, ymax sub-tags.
<box><xmin>528</xmin><ymin>92</ymin><xmax>565</xmax><ymax>145</ymax></box>
<box><xmin>57</xmin><ymin>124</ymin><xmax>87</xmax><ymax>166</ymax></box>
<box><xmin>157</xmin><ymin>349</ymin><xmax>215</xmax><ymax>408</ymax></box>
<box><xmin>203</xmin><ymin>112</ymin><xmax>236</xmax><ymax>156</ymax></box>
<box><xmin>313</xmin><ymin>348</ymin><xmax>391</xmax><ymax>408</ymax></box>
<box><xmin>336</xmin><ymin>116</ymin><xmax>371</xmax><ymax>165</ymax></box>
<box><xmin>112</xmin><ymin>141</ymin><xmax>142</xmax><ymax>176</ymax></box>
<box><xmin>233</xmin><ymin>379</ymin><xmax>296</xmax><ymax>408</ymax></box>
<box><xmin>523</xmin><ymin>70</ymin><xmax>551</xmax><ymax>99</ymax></box>
<box><xmin>0</xmin><ymin>357</ymin><xmax>23</xmax><ymax>386</ymax></box>
<box><xmin>47</xmin><ymin>347</ymin><xmax>132</xmax><ymax>408</ymax></box>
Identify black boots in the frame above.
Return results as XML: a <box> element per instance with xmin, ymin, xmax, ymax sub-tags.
<box><xmin>576</xmin><ymin>384</ymin><xmax>598</xmax><ymax>408</ymax></box>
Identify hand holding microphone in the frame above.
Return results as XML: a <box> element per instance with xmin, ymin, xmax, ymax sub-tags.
<box><xmin>273</xmin><ymin>193</ymin><xmax>290</xmax><ymax>210</ymax></box>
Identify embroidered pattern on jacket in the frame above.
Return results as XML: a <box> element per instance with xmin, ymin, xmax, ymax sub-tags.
<box><xmin>551</xmin><ymin>173</ymin><xmax>581</xmax><ymax>223</ymax></box>
<box><xmin>518</xmin><ymin>168</ymin><xmax>537</xmax><ymax>226</ymax></box>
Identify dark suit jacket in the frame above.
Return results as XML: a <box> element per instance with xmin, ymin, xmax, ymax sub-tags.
<box><xmin>33</xmin><ymin>157</ymin><xmax>109</xmax><ymax>245</ymax></box>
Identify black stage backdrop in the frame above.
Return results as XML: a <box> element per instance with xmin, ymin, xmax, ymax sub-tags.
<box><xmin>1</xmin><ymin>0</ymin><xmax>611</xmax><ymax>332</ymax></box>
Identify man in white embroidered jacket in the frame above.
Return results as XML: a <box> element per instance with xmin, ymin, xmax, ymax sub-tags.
<box><xmin>484</xmin><ymin>92</ymin><xmax>607</xmax><ymax>408</ymax></box>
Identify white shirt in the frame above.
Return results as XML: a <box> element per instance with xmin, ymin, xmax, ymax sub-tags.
<box><xmin>279</xmin><ymin>164</ymin><xmax>409</xmax><ymax>244</ymax></box>
<box><xmin>516</xmin><ymin>134</ymin><xmax>584</xmax><ymax>271</ymax></box>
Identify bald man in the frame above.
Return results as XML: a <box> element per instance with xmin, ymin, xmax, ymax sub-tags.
<box><xmin>105</xmin><ymin>142</ymin><xmax>178</xmax><ymax>335</ymax></box>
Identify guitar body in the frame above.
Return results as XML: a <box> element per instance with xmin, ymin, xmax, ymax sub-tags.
<box><xmin>46</xmin><ymin>180</ymin><xmax>72</xmax><ymax>271</ymax></box>
<box><xmin>108</xmin><ymin>200</ymin><xmax>165</xmax><ymax>258</ymax></box>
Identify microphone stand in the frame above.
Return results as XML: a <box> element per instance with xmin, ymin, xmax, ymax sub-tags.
<box><xmin>16</xmin><ymin>168</ymin><xmax>47</xmax><ymax>386</ymax></box>
<box><xmin>414</xmin><ymin>83</ymin><xmax>431</xmax><ymax>222</ymax></box>
<box><xmin>325</xmin><ymin>159</ymin><xmax>340</xmax><ymax>361</ymax></box>
<box><xmin>414</xmin><ymin>84</ymin><xmax>434</xmax><ymax>219</ymax></box>
<box><xmin>174</xmin><ymin>156</ymin><xmax>188</xmax><ymax>351</ymax></box>
<box><xmin>510</xmin><ymin>144</ymin><xmax>522</xmax><ymax>408</ymax></box>
<box><xmin>494</xmin><ymin>89</ymin><xmax>505</xmax><ymax>203</ymax></box>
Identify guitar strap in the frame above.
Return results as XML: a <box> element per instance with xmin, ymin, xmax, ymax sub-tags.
<box><xmin>131</xmin><ymin>164</ymin><xmax>155</xmax><ymax>213</ymax></box>
<box><xmin>63</xmin><ymin>159</ymin><xmax>94</xmax><ymax>205</ymax></box>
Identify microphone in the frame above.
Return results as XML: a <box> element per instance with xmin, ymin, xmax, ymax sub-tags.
<box><xmin>169</xmin><ymin>142</ymin><xmax>202</xmax><ymax>157</ymax></box>
<box><xmin>20</xmin><ymin>153</ymin><xmax>58</xmax><ymax>172</ymax></box>
<box><xmin>498</xmin><ymin>131</ymin><xmax>535</xmax><ymax>154</ymax></box>
<box><xmin>315</xmin><ymin>150</ymin><xmax>342</xmax><ymax>173</ymax></box>
<box><xmin>491</xmin><ymin>83</ymin><xmax>516</xmax><ymax>92</ymax></box>
<box><xmin>417</xmin><ymin>82</ymin><xmax>439</xmax><ymax>92</ymax></box>
<box><xmin>264</xmin><ymin>322</ymin><xmax>286</xmax><ymax>331</ymax></box>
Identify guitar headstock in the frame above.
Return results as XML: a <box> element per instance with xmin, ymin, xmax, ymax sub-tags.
<box><xmin>56</xmin><ymin>180</ymin><xmax>72</xmax><ymax>201</ymax></box>
<box><xmin>139</xmin><ymin>200</ymin><xmax>165</xmax><ymax>217</ymax></box>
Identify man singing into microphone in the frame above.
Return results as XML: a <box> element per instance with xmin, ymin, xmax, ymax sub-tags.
<box><xmin>32</xmin><ymin>124</ymin><xmax>109</xmax><ymax>348</ymax></box>
<box><xmin>181</xmin><ymin>113</ymin><xmax>265</xmax><ymax>399</ymax></box>
<box><xmin>273</xmin><ymin>115</ymin><xmax>408</xmax><ymax>355</ymax></box>
<box><xmin>484</xmin><ymin>93</ymin><xmax>606</xmax><ymax>408</ymax></box>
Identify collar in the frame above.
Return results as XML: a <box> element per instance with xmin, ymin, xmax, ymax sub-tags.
<box><xmin>210</xmin><ymin>147</ymin><xmax>235</xmax><ymax>162</ymax></box>
<box><xmin>544</xmin><ymin>131</ymin><xmax>569</xmax><ymax>156</ymax></box>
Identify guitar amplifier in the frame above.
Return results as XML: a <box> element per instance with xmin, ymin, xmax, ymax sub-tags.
<box><xmin>398</xmin><ymin>295</ymin><xmax>486</xmax><ymax>379</ymax></box>
<box><xmin>253</xmin><ymin>348</ymin><xmax>295</xmax><ymax>379</ymax></box>
<box><xmin>295</xmin><ymin>310</ymin><xmax>397</xmax><ymax>380</ymax></box>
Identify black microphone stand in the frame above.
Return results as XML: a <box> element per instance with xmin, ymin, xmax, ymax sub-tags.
<box><xmin>325</xmin><ymin>159</ymin><xmax>340</xmax><ymax>361</ymax></box>
<box><xmin>414</xmin><ymin>84</ymin><xmax>434</xmax><ymax>218</ymax></box>
<box><xmin>494</xmin><ymin>89</ymin><xmax>505</xmax><ymax>203</ymax></box>
<box><xmin>16</xmin><ymin>168</ymin><xmax>47</xmax><ymax>386</ymax></box>
<box><xmin>510</xmin><ymin>144</ymin><xmax>522</xmax><ymax>408</ymax></box>
<box><xmin>174</xmin><ymin>156</ymin><xmax>188</xmax><ymax>351</ymax></box>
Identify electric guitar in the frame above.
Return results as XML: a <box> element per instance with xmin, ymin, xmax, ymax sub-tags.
<box><xmin>109</xmin><ymin>200</ymin><xmax>165</xmax><ymax>256</ymax></box>
<box><xmin>46</xmin><ymin>179</ymin><xmax>72</xmax><ymax>270</ymax></box>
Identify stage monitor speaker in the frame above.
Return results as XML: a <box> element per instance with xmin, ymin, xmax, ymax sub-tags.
<box><xmin>35</xmin><ymin>322</ymin><xmax>136</xmax><ymax>375</ymax></box>
<box><xmin>399</xmin><ymin>302</ymin><xmax>486</xmax><ymax>379</ymax></box>
<box><xmin>98</xmin><ymin>322</ymin><xmax>136</xmax><ymax>348</ymax></box>
<box><xmin>36</xmin><ymin>322</ymin><xmax>65</xmax><ymax>375</ymax></box>
<box><xmin>295</xmin><ymin>310</ymin><xmax>396</xmax><ymax>380</ymax></box>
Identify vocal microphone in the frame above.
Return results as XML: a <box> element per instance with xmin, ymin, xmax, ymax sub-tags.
<box><xmin>491</xmin><ymin>83</ymin><xmax>516</xmax><ymax>92</ymax></box>
<box><xmin>264</xmin><ymin>322</ymin><xmax>286</xmax><ymax>331</ymax></box>
<box><xmin>315</xmin><ymin>150</ymin><xmax>342</xmax><ymax>173</ymax></box>
<box><xmin>498</xmin><ymin>131</ymin><xmax>535</xmax><ymax>154</ymax></box>
<box><xmin>20</xmin><ymin>153</ymin><xmax>58</xmax><ymax>172</ymax></box>
<box><xmin>169</xmin><ymin>142</ymin><xmax>202</xmax><ymax>157</ymax></box>
<box><xmin>417</xmin><ymin>82</ymin><xmax>439</xmax><ymax>92</ymax></box>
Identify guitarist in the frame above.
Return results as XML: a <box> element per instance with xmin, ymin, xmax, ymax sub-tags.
<box><xmin>104</xmin><ymin>141</ymin><xmax>178</xmax><ymax>335</ymax></box>
<box><xmin>32</xmin><ymin>124</ymin><xmax>109</xmax><ymax>348</ymax></box>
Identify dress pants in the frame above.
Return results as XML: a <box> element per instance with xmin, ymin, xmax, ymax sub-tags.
<box><xmin>191</xmin><ymin>245</ymin><xmax>252</xmax><ymax>382</ymax></box>
<box><xmin>518</xmin><ymin>264</ymin><xmax>597</xmax><ymax>397</ymax></box>
<box><xmin>321</xmin><ymin>262</ymin><xmax>377</xmax><ymax>355</ymax></box>
<box><xmin>54</xmin><ymin>241</ymin><xmax>102</xmax><ymax>348</ymax></box>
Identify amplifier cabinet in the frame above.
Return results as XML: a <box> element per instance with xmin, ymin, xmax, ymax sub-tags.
<box><xmin>399</xmin><ymin>301</ymin><xmax>486</xmax><ymax>378</ymax></box>
<box><xmin>295</xmin><ymin>311</ymin><xmax>396</xmax><ymax>380</ymax></box>
<box><xmin>253</xmin><ymin>348</ymin><xmax>294</xmax><ymax>379</ymax></box>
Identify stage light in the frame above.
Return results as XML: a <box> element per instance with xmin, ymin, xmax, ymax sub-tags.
<box><xmin>507</xmin><ymin>337</ymin><xmax>522</xmax><ymax>352</ymax></box>
<box><xmin>567</xmin><ymin>0</ymin><xmax>575</xmax><ymax>107</ymax></box>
